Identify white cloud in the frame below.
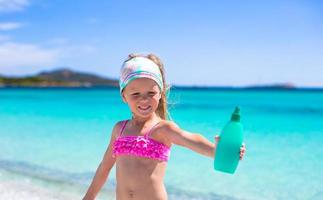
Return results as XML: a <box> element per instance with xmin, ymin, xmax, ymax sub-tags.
<box><xmin>0</xmin><ymin>42</ymin><xmax>59</xmax><ymax>74</ymax></box>
<box><xmin>0</xmin><ymin>22</ymin><xmax>23</xmax><ymax>31</ymax></box>
<box><xmin>0</xmin><ymin>40</ymin><xmax>100</xmax><ymax>75</ymax></box>
<box><xmin>0</xmin><ymin>34</ymin><xmax>10</xmax><ymax>41</ymax></box>
<box><xmin>0</xmin><ymin>0</ymin><xmax>30</xmax><ymax>12</ymax></box>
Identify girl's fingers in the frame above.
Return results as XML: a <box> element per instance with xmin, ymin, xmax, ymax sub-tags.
<box><xmin>239</xmin><ymin>153</ymin><xmax>244</xmax><ymax>160</ymax></box>
<box><xmin>240</xmin><ymin>143</ymin><xmax>246</xmax><ymax>152</ymax></box>
<box><xmin>215</xmin><ymin>135</ymin><xmax>220</xmax><ymax>142</ymax></box>
<box><xmin>239</xmin><ymin>144</ymin><xmax>246</xmax><ymax>160</ymax></box>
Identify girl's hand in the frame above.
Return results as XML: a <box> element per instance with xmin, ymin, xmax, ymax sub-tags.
<box><xmin>215</xmin><ymin>135</ymin><xmax>220</xmax><ymax>143</ymax></box>
<box><xmin>240</xmin><ymin>143</ymin><xmax>246</xmax><ymax>160</ymax></box>
<box><xmin>214</xmin><ymin>135</ymin><xmax>246</xmax><ymax>160</ymax></box>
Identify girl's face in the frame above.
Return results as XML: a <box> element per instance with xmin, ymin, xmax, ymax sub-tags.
<box><xmin>122</xmin><ymin>78</ymin><xmax>161</xmax><ymax>119</ymax></box>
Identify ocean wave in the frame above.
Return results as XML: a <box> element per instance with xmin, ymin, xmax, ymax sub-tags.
<box><xmin>0</xmin><ymin>159</ymin><xmax>101</xmax><ymax>187</ymax></box>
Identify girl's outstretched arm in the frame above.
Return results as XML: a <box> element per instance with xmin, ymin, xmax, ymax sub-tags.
<box><xmin>82</xmin><ymin>121</ymin><xmax>122</xmax><ymax>200</ymax></box>
<box><xmin>163</xmin><ymin>121</ymin><xmax>246</xmax><ymax>159</ymax></box>
<box><xmin>163</xmin><ymin>121</ymin><xmax>216</xmax><ymax>158</ymax></box>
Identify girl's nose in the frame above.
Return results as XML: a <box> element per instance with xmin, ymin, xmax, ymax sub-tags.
<box><xmin>139</xmin><ymin>94</ymin><xmax>149</xmax><ymax>102</ymax></box>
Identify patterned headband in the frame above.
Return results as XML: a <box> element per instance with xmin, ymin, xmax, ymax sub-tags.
<box><xmin>119</xmin><ymin>56</ymin><xmax>163</xmax><ymax>93</ymax></box>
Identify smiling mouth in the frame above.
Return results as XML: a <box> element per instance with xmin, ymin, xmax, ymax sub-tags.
<box><xmin>138</xmin><ymin>105</ymin><xmax>151</xmax><ymax>111</ymax></box>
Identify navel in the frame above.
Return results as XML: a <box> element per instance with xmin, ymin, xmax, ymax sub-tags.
<box><xmin>128</xmin><ymin>190</ymin><xmax>135</xmax><ymax>198</ymax></box>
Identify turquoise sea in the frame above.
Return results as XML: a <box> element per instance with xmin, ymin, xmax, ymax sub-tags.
<box><xmin>0</xmin><ymin>88</ymin><xmax>322</xmax><ymax>200</ymax></box>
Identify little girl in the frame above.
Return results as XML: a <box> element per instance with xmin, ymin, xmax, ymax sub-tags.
<box><xmin>83</xmin><ymin>53</ymin><xmax>246</xmax><ymax>200</ymax></box>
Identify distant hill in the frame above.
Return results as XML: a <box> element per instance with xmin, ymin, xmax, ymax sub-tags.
<box><xmin>0</xmin><ymin>68</ymin><xmax>119</xmax><ymax>87</ymax></box>
<box><xmin>244</xmin><ymin>83</ymin><xmax>296</xmax><ymax>89</ymax></box>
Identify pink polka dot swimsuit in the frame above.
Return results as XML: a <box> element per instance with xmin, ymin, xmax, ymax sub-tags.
<box><xmin>112</xmin><ymin>120</ymin><xmax>171</xmax><ymax>162</ymax></box>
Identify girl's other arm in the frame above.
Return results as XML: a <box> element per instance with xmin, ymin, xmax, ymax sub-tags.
<box><xmin>82</xmin><ymin>121</ymin><xmax>122</xmax><ymax>200</ymax></box>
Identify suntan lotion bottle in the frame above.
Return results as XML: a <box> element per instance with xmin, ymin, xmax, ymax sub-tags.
<box><xmin>214</xmin><ymin>107</ymin><xmax>244</xmax><ymax>174</ymax></box>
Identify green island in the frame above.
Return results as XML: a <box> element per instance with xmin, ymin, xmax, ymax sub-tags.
<box><xmin>0</xmin><ymin>68</ymin><xmax>118</xmax><ymax>87</ymax></box>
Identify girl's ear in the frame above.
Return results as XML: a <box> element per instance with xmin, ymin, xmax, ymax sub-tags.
<box><xmin>158</xmin><ymin>89</ymin><xmax>162</xmax><ymax>99</ymax></box>
<box><xmin>121</xmin><ymin>93</ymin><xmax>127</xmax><ymax>103</ymax></box>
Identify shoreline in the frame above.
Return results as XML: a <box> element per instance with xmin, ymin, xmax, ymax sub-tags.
<box><xmin>0</xmin><ymin>168</ymin><xmax>115</xmax><ymax>200</ymax></box>
<box><xmin>0</xmin><ymin>181</ymin><xmax>78</xmax><ymax>200</ymax></box>
<box><xmin>0</xmin><ymin>167</ymin><xmax>239</xmax><ymax>200</ymax></box>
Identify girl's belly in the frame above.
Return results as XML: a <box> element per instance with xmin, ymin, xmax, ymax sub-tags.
<box><xmin>115</xmin><ymin>156</ymin><xmax>168</xmax><ymax>200</ymax></box>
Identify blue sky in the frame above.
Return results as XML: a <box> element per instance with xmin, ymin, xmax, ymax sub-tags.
<box><xmin>0</xmin><ymin>0</ymin><xmax>322</xmax><ymax>87</ymax></box>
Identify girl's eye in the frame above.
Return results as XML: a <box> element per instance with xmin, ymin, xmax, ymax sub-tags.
<box><xmin>131</xmin><ymin>93</ymin><xmax>139</xmax><ymax>96</ymax></box>
<box><xmin>148</xmin><ymin>92</ymin><xmax>157</xmax><ymax>95</ymax></box>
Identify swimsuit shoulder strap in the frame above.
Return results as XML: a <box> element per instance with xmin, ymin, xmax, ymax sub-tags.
<box><xmin>145</xmin><ymin>121</ymin><xmax>161</xmax><ymax>137</ymax></box>
<box><xmin>118</xmin><ymin>120</ymin><xmax>128</xmax><ymax>137</ymax></box>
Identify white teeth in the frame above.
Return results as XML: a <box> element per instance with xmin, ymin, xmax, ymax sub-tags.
<box><xmin>140</xmin><ymin>106</ymin><xmax>149</xmax><ymax>109</ymax></box>
<box><xmin>138</xmin><ymin>106</ymin><xmax>151</xmax><ymax>111</ymax></box>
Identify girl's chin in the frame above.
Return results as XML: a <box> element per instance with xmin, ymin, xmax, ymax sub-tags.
<box><xmin>132</xmin><ymin>114</ymin><xmax>154</xmax><ymax>121</ymax></box>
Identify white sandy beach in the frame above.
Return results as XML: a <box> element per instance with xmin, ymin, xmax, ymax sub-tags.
<box><xmin>0</xmin><ymin>181</ymin><xmax>79</xmax><ymax>200</ymax></box>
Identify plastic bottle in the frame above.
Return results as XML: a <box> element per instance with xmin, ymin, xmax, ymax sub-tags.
<box><xmin>214</xmin><ymin>107</ymin><xmax>244</xmax><ymax>174</ymax></box>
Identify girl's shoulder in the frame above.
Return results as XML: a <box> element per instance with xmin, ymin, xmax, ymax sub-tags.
<box><xmin>156</xmin><ymin>120</ymin><xmax>183</xmax><ymax>146</ymax></box>
<box><xmin>114</xmin><ymin>120</ymin><xmax>127</xmax><ymax>130</ymax></box>
<box><xmin>158</xmin><ymin>120</ymin><xmax>179</xmax><ymax>130</ymax></box>
<box><xmin>157</xmin><ymin>120</ymin><xmax>181</xmax><ymax>137</ymax></box>
<box><xmin>111</xmin><ymin>120</ymin><xmax>128</xmax><ymax>139</ymax></box>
